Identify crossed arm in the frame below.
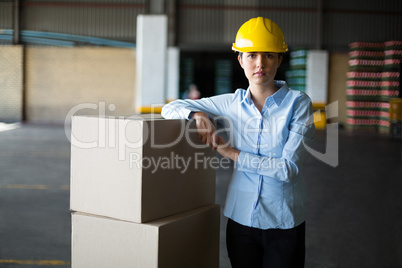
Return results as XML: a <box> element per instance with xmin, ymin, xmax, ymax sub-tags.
<box><xmin>162</xmin><ymin>93</ymin><xmax>314</xmax><ymax>183</ymax></box>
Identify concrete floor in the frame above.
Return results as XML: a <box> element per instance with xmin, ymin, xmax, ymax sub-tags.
<box><xmin>0</xmin><ymin>123</ymin><xmax>401</xmax><ymax>267</ymax></box>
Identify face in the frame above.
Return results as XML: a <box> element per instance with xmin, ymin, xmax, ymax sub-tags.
<box><xmin>238</xmin><ymin>52</ymin><xmax>283</xmax><ymax>89</ymax></box>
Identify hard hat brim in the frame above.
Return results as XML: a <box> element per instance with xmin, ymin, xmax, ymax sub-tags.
<box><xmin>232</xmin><ymin>44</ymin><xmax>288</xmax><ymax>53</ymax></box>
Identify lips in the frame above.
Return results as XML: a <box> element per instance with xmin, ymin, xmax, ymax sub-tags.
<box><xmin>254</xmin><ymin>71</ymin><xmax>266</xmax><ymax>76</ymax></box>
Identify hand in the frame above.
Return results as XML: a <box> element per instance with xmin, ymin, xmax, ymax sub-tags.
<box><xmin>192</xmin><ymin>112</ymin><xmax>217</xmax><ymax>147</ymax></box>
<box><xmin>214</xmin><ymin>135</ymin><xmax>240</xmax><ymax>162</ymax></box>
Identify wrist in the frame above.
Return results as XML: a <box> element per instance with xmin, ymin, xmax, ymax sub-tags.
<box><xmin>192</xmin><ymin>112</ymin><xmax>207</xmax><ymax>120</ymax></box>
<box><xmin>232</xmin><ymin>149</ymin><xmax>240</xmax><ymax>162</ymax></box>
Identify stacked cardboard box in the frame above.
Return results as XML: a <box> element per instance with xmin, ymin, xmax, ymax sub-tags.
<box><xmin>286</xmin><ymin>49</ymin><xmax>307</xmax><ymax>92</ymax></box>
<box><xmin>287</xmin><ymin>49</ymin><xmax>330</xmax><ymax>130</ymax></box>
<box><xmin>346</xmin><ymin>41</ymin><xmax>401</xmax><ymax>132</ymax></box>
<box><xmin>70</xmin><ymin>115</ymin><xmax>220</xmax><ymax>267</ymax></box>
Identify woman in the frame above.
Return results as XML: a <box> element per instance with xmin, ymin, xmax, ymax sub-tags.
<box><xmin>162</xmin><ymin>17</ymin><xmax>314</xmax><ymax>268</ymax></box>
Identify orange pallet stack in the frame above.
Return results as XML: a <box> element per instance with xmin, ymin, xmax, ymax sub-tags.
<box><xmin>346</xmin><ymin>41</ymin><xmax>401</xmax><ymax>133</ymax></box>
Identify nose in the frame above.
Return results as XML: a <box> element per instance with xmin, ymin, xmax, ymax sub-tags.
<box><xmin>256</xmin><ymin>54</ymin><xmax>265</xmax><ymax>68</ymax></box>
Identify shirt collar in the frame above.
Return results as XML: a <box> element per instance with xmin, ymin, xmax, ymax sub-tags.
<box><xmin>271</xmin><ymin>81</ymin><xmax>289</xmax><ymax>106</ymax></box>
<box><xmin>241</xmin><ymin>87</ymin><xmax>253</xmax><ymax>105</ymax></box>
<box><xmin>240</xmin><ymin>80</ymin><xmax>289</xmax><ymax>107</ymax></box>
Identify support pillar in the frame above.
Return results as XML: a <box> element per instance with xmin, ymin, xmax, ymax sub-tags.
<box><xmin>13</xmin><ymin>0</ymin><xmax>20</xmax><ymax>45</ymax></box>
<box><xmin>135</xmin><ymin>15</ymin><xmax>168</xmax><ymax>113</ymax></box>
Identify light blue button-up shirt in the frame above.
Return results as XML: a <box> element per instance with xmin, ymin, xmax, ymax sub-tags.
<box><xmin>162</xmin><ymin>81</ymin><xmax>315</xmax><ymax>229</ymax></box>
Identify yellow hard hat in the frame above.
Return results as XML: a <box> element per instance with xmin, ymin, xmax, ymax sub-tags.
<box><xmin>232</xmin><ymin>17</ymin><xmax>288</xmax><ymax>53</ymax></box>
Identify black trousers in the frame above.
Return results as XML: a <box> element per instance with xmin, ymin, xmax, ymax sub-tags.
<box><xmin>226</xmin><ymin>219</ymin><xmax>305</xmax><ymax>268</ymax></box>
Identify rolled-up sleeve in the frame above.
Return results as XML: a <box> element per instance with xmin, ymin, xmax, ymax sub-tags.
<box><xmin>161</xmin><ymin>92</ymin><xmax>237</xmax><ymax>120</ymax></box>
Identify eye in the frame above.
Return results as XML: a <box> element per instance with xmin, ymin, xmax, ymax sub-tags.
<box><xmin>265</xmin><ymin>53</ymin><xmax>275</xmax><ymax>59</ymax></box>
<box><xmin>247</xmin><ymin>54</ymin><xmax>256</xmax><ymax>59</ymax></box>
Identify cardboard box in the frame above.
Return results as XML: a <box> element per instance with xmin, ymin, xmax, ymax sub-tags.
<box><xmin>70</xmin><ymin>115</ymin><xmax>216</xmax><ymax>223</ymax></box>
<box><xmin>71</xmin><ymin>204</ymin><xmax>220</xmax><ymax>268</ymax></box>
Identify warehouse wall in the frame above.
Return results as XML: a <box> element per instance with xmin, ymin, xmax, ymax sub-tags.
<box><xmin>1</xmin><ymin>0</ymin><xmax>400</xmax><ymax>50</ymax></box>
<box><xmin>0</xmin><ymin>1</ymin><xmax>12</xmax><ymax>27</ymax></box>
<box><xmin>0</xmin><ymin>46</ymin><xmax>23</xmax><ymax>122</ymax></box>
<box><xmin>21</xmin><ymin>0</ymin><xmax>146</xmax><ymax>43</ymax></box>
<box><xmin>25</xmin><ymin>47</ymin><xmax>136</xmax><ymax>124</ymax></box>
<box><xmin>0</xmin><ymin>1</ymin><xmax>13</xmax><ymax>45</ymax></box>
<box><xmin>177</xmin><ymin>0</ymin><xmax>401</xmax><ymax>51</ymax></box>
<box><xmin>178</xmin><ymin>0</ymin><xmax>318</xmax><ymax>49</ymax></box>
<box><xmin>323</xmin><ymin>0</ymin><xmax>402</xmax><ymax>51</ymax></box>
